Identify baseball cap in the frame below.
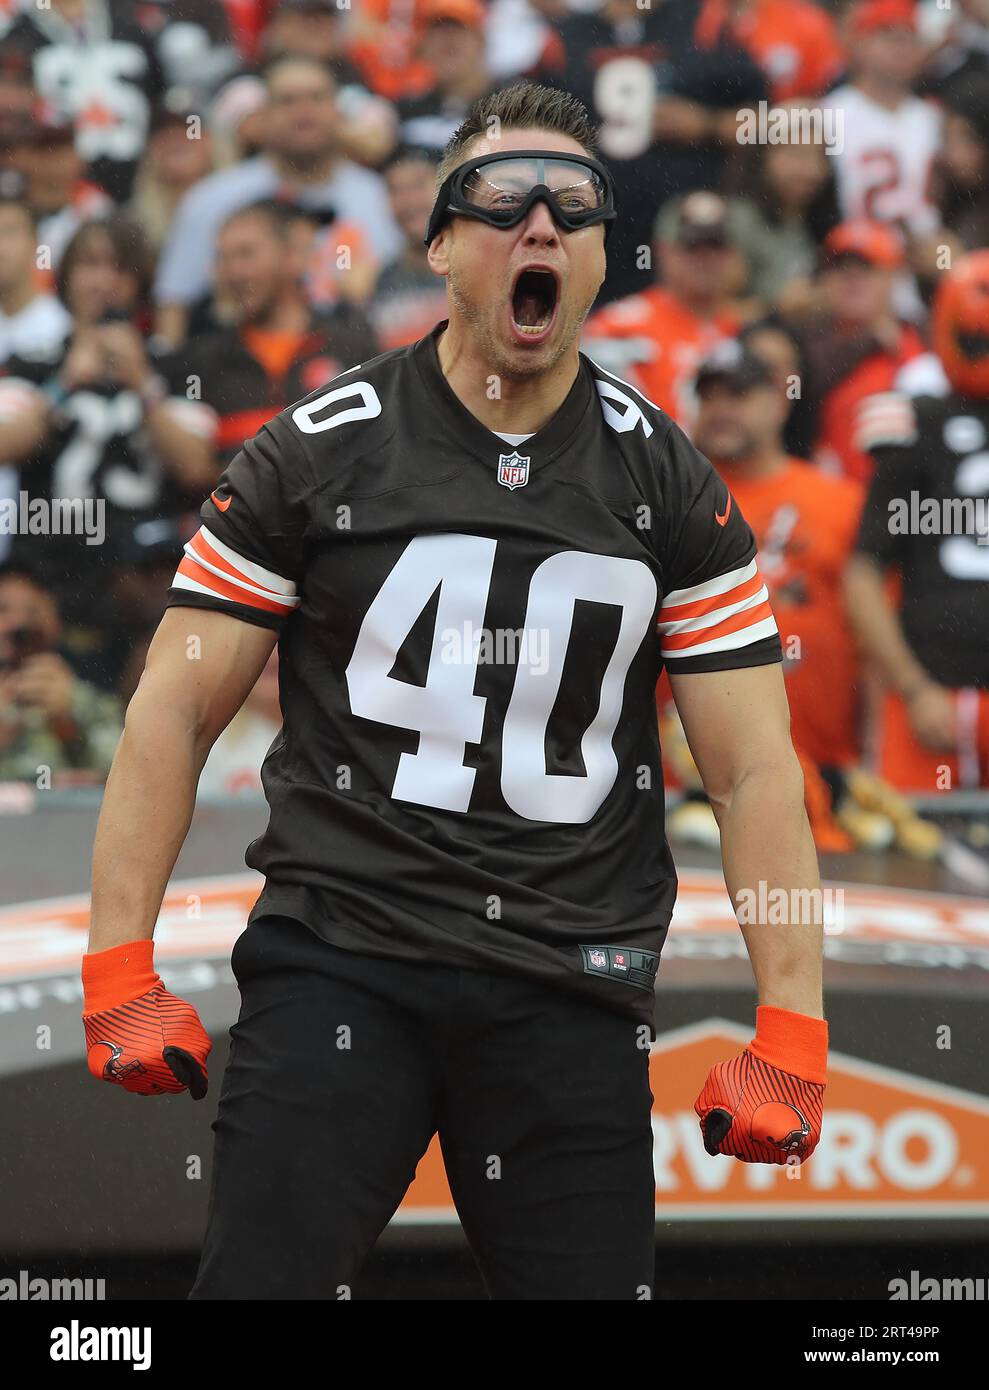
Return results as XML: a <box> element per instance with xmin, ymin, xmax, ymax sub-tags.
<box><xmin>848</xmin><ymin>0</ymin><xmax>917</xmax><ymax>37</ymax></box>
<box><xmin>695</xmin><ymin>339</ymin><xmax>775</xmax><ymax>393</ymax></box>
<box><xmin>661</xmin><ymin>191</ymin><xmax>733</xmax><ymax>249</ymax></box>
<box><xmin>418</xmin><ymin>0</ymin><xmax>486</xmax><ymax>30</ymax></box>
<box><xmin>823</xmin><ymin>219</ymin><xmax>905</xmax><ymax>270</ymax></box>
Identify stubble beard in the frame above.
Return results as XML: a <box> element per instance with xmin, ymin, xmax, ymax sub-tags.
<box><xmin>710</xmin><ymin>431</ymin><xmax>760</xmax><ymax>463</ymax></box>
<box><xmin>447</xmin><ymin>267</ymin><xmax>592</xmax><ymax>383</ymax></box>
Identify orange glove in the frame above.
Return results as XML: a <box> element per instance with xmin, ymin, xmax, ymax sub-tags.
<box><xmin>82</xmin><ymin>939</ymin><xmax>211</xmax><ymax>1098</ymax></box>
<box><xmin>694</xmin><ymin>1006</ymin><xmax>827</xmax><ymax>1164</ymax></box>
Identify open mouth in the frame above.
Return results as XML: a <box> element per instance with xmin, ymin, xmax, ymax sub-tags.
<box><xmin>511</xmin><ymin>267</ymin><xmax>559</xmax><ymax>336</ymax></box>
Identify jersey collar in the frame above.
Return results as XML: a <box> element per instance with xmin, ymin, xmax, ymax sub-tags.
<box><xmin>413</xmin><ymin>321</ymin><xmax>595</xmax><ymax>472</ymax></box>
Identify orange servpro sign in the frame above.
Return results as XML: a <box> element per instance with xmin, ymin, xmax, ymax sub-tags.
<box><xmin>395</xmin><ymin>1019</ymin><xmax>989</xmax><ymax>1224</ymax></box>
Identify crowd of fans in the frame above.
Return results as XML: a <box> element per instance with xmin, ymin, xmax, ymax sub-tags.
<box><xmin>0</xmin><ymin>0</ymin><xmax>987</xmax><ymax>847</ymax></box>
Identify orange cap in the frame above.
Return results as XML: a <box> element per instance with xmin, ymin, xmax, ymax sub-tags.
<box><xmin>823</xmin><ymin>219</ymin><xmax>905</xmax><ymax>270</ymax></box>
<box><xmin>418</xmin><ymin>0</ymin><xmax>486</xmax><ymax>29</ymax></box>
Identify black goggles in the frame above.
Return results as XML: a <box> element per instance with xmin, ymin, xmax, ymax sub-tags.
<box><xmin>424</xmin><ymin>150</ymin><xmax>617</xmax><ymax>247</ymax></box>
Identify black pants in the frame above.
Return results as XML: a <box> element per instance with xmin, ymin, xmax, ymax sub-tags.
<box><xmin>190</xmin><ymin>917</ymin><xmax>656</xmax><ymax>1300</ymax></box>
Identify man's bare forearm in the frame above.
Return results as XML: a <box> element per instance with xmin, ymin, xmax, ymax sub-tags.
<box><xmin>713</xmin><ymin>757</ymin><xmax>824</xmax><ymax>1018</ymax></box>
<box><xmin>89</xmin><ymin>691</ymin><xmax>206</xmax><ymax>951</ymax></box>
<box><xmin>88</xmin><ymin>608</ymin><xmax>279</xmax><ymax>953</ymax></box>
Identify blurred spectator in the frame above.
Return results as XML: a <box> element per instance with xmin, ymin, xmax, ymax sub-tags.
<box><xmin>738</xmin><ymin>314</ymin><xmax>818</xmax><ymax>460</ymax></box>
<box><xmin>724</xmin><ymin>111</ymin><xmax>836</xmax><ymax>314</ymax></box>
<box><xmin>487</xmin><ymin>0</ymin><xmax>557</xmax><ymax>80</ymax></box>
<box><xmin>845</xmin><ymin>252</ymin><xmax>989</xmax><ymax>791</ymax></box>
<box><xmin>922</xmin><ymin>0</ymin><xmax>989</xmax><ymax>101</ymax></box>
<box><xmin>208</xmin><ymin>73</ymin><xmax>269</xmax><ymax>164</ymax></box>
<box><xmin>346</xmin><ymin>0</ymin><xmax>435</xmax><ymax>102</ymax></box>
<box><xmin>127</xmin><ymin>97</ymin><xmax>218</xmax><ymax>254</ymax></box>
<box><xmin>292</xmin><ymin>205</ymin><xmax>379</xmax><ymax>314</ymax></box>
<box><xmin>0</xmin><ymin>215</ymin><xmax>215</xmax><ymax>680</ymax></box>
<box><xmin>162</xmin><ymin>199</ymin><xmax>379</xmax><ymax>470</ymax></box>
<box><xmin>692</xmin><ymin>0</ymin><xmax>844</xmax><ymax>101</ymax></box>
<box><xmin>534</xmin><ymin>0</ymin><xmax>769</xmax><ymax>303</ymax></box>
<box><xmin>0</xmin><ymin>44</ymin><xmax>34</xmax><ymax>155</ymax></box>
<box><xmin>132</xmin><ymin>0</ymin><xmax>242</xmax><ymax>107</ymax></box>
<box><xmin>152</xmin><ymin>54</ymin><xmax>402</xmax><ymax>346</ymax></box>
<box><xmin>197</xmin><ymin>648</ymin><xmax>281</xmax><ymax>797</ymax></box>
<box><xmin>0</xmin><ymin>191</ymin><xmax>72</xmax><ymax>565</ymax></box>
<box><xmin>258</xmin><ymin>0</ymin><xmax>398</xmax><ymax>168</ymax></box>
<box><xmin>262</xmin><ymin>0</ymin><xmax>370</xmax><ymax>88</ymax></box>
<box><xmin>693</xmin><ymin>341</ymin><xmax>864</xmax><ymax>772</ymax></box>
<box><xmin>0</xmin><ymin>194</ymin><xmax>71</xmax><ymax>363</ymax></box>
<box><xmin>791</xmin><ymin>219</ymin><xmax>924</xmax><ymax>482</ymax></box>
<box><xmin>928</xmin><ymin>81</ymin><xmax>989</xmax><ymax>254</ymax></box>
<box><xmin>0</xmin><ymin>560</ymin><xmax>122</xmax><ymax>781</ymax></box>
<box><xmin>220</xmin><ymin>0</ymin><xmax>275</xmax><ymax>66</ymax></box>
<box><xmin>8</xmin><ymin>106</ymin><xmax>114</xmax><ymax>271</ymax></box>
<box><xmin>1</xmin><ymin>0</ymin><xmax>166</xmax><ymax>202</ymax></box>
<box><xmin>370</xmin><ymin>145</ymin><xmax>449</xmax><ymax>349</ymax></box>
<box><xmin>395</xmin><ymin>0</ymin><xmax>494</xmax><ymax>154</ymax></box>
<box><xmin>582</xmin><ymin>191</ymin><xmax>742</xmax><ymax>429</ymax></box>
<box><xmin>825</xmin><ymin>1</ymin><xmax>942</xmax><ymax>241</ymax></box>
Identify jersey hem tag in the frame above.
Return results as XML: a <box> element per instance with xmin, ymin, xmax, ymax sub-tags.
<box><xmin>579</xmin><ymin>944</ymin><xmax>659</xmax><ymax>990</ymax></box>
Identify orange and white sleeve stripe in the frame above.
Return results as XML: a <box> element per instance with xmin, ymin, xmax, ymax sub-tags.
<box><xmin>854</xmin><ymin>392</ymin><xmax>917</xmax><ymax>454</ymax></box>
<box><xmin>657</xmin><ymin>559</ymin><xmax>777</xmax><ymax>660</ymax></box>
<box><xmin>171</xmin><ymin>526</ymin><xmax>300</xmax><ymax>618</ymax></box>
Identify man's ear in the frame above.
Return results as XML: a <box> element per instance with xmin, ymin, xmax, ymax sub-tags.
<box><xmin>427</xmin><ymin>227</ymin><xmax>452</xmax><ymax>278</ymax></box>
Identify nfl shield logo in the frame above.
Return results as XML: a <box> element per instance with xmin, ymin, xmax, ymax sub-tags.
<box><xmin>497</xmin><ymin>451</ymin><xmax>530</xmax><ymax>490</ymax></box>
<box><xmin>588</xmin><ymin>949</ymin><xmax>607</xmax><ymax>969</ymax></box>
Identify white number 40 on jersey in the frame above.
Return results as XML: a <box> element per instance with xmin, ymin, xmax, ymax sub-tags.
<box><xmin>345</xmin><ymin>534</ymin><xmax>657</xmax><ymax>825</ymax></box>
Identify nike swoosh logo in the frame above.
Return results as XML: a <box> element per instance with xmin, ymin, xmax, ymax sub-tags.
<box><xmin>715</xmin><ymin>492</ymin><xmax>732</xmax><ymax>527</ymax></box>
<box><xmin>211</xmin><ymin>490</ymin><xmax>232</xmax><ymax>512</ymax></box>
